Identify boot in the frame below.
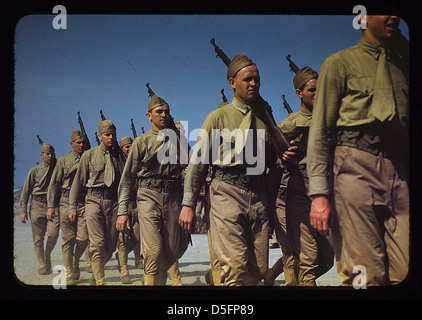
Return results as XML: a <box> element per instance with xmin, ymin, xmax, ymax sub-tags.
<box><xmin>283</xmin><ymin>267</ymin><xmax>298</xmax><ymax>286</ymax></box>
<box><xmin>205</xmin><ymin>270</ymin><xmax>213</xmax><ymax>285</ymax></box>
<box><xmin>91</xmin><ymin>260</ymin><xmax>106</xmax><ymax>286</ymax></box>
<box><xmin>45</xmin><ymin>236</ymin><xmax>57</xmax><ymax>273</ymax></box>
<box><xmin>62</xmin><ymin>250</ymin><xmax>76</xmax><ymax>285</ymax></box>
<box><xmin>134</xmin><ymin>251</ymin><xmax>143</xmax><ymax>269</ymax></box>
<box><xmin>212</xmin><ymin>268</ymin><xmax>223</xmax><ymax>286</ymax></box>
<box><xmin>73</xmin><ymin>242</ymin><xmax>86</xmax><ymax>281</ymax></box>
<box><xmin>157</xmin><ymin>270</ymin><xmax>168</xmax><ymax>286</ymax></box>
<box><xmin>34</xmin><ymin>246</ymin><xmax>49</xmax><ymax>275</ymax></box>
<box><xmin>143</xmin><ymin>274</ymin><xmax>156</xmax><ymax>286</ymax></box>
<box><xmin>84</xmin><ymin>247</ymin><xmax>92</xmax><ymax>273</ymax></box>
<box><xmin>117</xmin><ymin>250</ymin><xmax>131</xmax><ymax>284</ymax></box>
<box><xmin>264</xmin><ymin>258</ymin><xmax>284</xmax><ymax>286</ymax></box>
<box><xmin>72</xmin><ymin>256</ymin><xmax>81</xmax><ymax>281</ymax></box>
<box><xmin>167</xmin><ymin>261</ymin><xmax>182</xmax><ymax>286</ymax></box>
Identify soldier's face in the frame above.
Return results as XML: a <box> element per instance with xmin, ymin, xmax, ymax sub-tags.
<box><xmin>364</xmin><ymin>15</ymin><xmax>400</xmax><ymax>46</ymax></box>
<box><xmin>230</xmin><ymin>65</ymin><xmax>260</xmax><ymax>104</ymax></box>
<box><xmin>71</xmin><ymin>136</ymin><xmax>87</xmax><ymax>155</ymax></box>
<box><xmin>121</xmin><ymin>143</ymin><xmax>131</xmax><ymax>157</ymax></box>
<box><xmin>296</xmin><ymin>79</ymin><xmax>317</xmax><ymax>111</ymax></box>
<box><xmin>40</xmin><ymin>152</ymin><xmax>55</xmax><ymax>165</ymax></box>
<box><xmin>99</xmin><ymin>132</ymin><xmax>116</xmax><ymax>149</ymax></box>
<box><xmin>147</xmin><ymin>105</ymin><xmax>170</xmax><ymax>131</ymax></box>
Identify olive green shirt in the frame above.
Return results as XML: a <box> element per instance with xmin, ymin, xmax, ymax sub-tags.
<box><xmin>182</xmin><ymin>97</ymin><xmax>276</xmax><ymax>207</ymax></box>
<box><xmin>69</xmin><ymin>145</ymin><xmax>121</xmax><ymax>213</ymax></box>
<box><xmin>20</xmin><ymin>162</ymin><xmax>54</xmax><ymax>214</ymax></box>
<box><xmin>307</xmin><ymin>36</ymin><xmax>409</xmax><ymax>196</ymax></box>
<box><xmin>47</xmin><ymin>151</ymin><xmax>81</xmax><ymax>208</ymax></box>
<box><xmin>118</xmin><ymin>128</ymin><xmax>183</xmax><ymax>216</ymax></box>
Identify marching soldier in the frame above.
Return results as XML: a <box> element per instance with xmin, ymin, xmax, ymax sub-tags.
<box><xmin>179</xmin><ymin>54</ymin><xmax>294</xmax><ymax>286</ymax></box>
<box><xmin>20</xmin><ymin>142</ymin><xmax>59</xmax><ymax>275</ymax></box>
<box><xmin>308</xmin><ymin>15</ymin><xmax>409</xmax><ymax>285</ymax></box>
<box><xmin>69</xmin><ymin>120</ymin><xmax>122</xmax><ymax>285</ymax></box>
<box><xmin>117</xmin><ymin>94</ymin><xmax>189</xmax><ymax>286</ymax></box>
<box><xmin>47</xmin><ymin>130</ymin><xmax>89</xmax><ymax>285</ymax></box>
<box><xmin>278</xmin><ymin>67</ymin><xmax>333</xmax><ymax>286</ymax></box>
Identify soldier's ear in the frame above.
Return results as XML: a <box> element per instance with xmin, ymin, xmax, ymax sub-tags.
<box><xmin>146</xmin><ymin>112</ymin><xmax>152</xmax><ymax>121</ymax></box>
<box><xmin>295</xmin><ymin>88</ymin><xmax>302</xmax><ymax>99</ymax></box>
<box><xmin>228</xmin><ymin>77</ymin><xmax>236</xmax><ymax>90</ymax></box>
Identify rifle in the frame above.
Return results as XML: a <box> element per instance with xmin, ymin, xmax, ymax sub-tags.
<box><xmin>95</xmin><ymin>132</ymin><xmax>101</xmax><ymax>146</ymax></box>
<box><xmin>146</xmin><ymin>82</ymin><xmax>155</xmax><ymax>97</ymax></box>
<box><xmin>210</xmin><ymin>38</ymin><xmax>232</xmax><ymax>67</ymax></box>
<box><xmin>100</xmin><ymin>109</ymin><xmax>106</xmax><ymax>121</ymax></box>
<box><xmin>77</xmin><ymin>112</ymin><xmax>92</xmax><ymax>149</ymax></box>
<box><xmin>286</xmin><ymin>54</ymin><xmax>299</xmax><ymax>73</ymax></box>
<box><xmin>37</xmin><ymin>135</ymin><xmax>44</xmax><ymax>145</ymax></box>
<box><xmin>209</xmin><ymin>38</ymin><xmax>291</xmax><ymax>157</ymax></box>
<box><xmin>131</xmin><ymin>118</ymin><xmax>137</xmax><ymax>139</ymax></box>
<box><xmin>221</xmin><ymin>89</ymin><xmax>228</xmax><ymax>103</ymax></box>
<box><xmin>281</xmin><ymin>95</ymin><xmax>293</xmax><ymax>114</ymax></box>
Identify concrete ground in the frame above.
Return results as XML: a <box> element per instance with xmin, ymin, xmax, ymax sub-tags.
<box><xmin>13</xmin><ymin>213</ymin><xmax>340</xmax><ymax>288</ymax></box>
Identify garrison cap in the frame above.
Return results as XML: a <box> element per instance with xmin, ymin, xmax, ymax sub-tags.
<box><xmin>293</xmin><ymin>66</ymin><xmax>318</xmax><ymax>90</ymax></box>
<box><xmin>99</xmin><ymin>120</ymin><xmax>116</xmax><ymax>134</ymax></box>
<box><xmin>41</xmin><ymin>143</ymin><xmax>55</xmax><ymax>154</ymax></box>
<box><xmin>148</xmin><ymin>95</ymin><xmax>168</xmax><ymax>112</ymax></box>
<box><xmin>119</xmin><ymin>136</ymin><xmax>133</xmax><ymax>148</ymax></box>
<box><xmin>227</xmin><ymin>54</ymin><xmax>255</xmax><ymax>80</ymax></box>
<box><xmin>71</xmin><ymin>130</ymin><xmax>83</xmax><ymax>142</ymax></box>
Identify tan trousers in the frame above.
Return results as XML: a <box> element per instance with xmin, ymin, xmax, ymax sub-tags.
<box><xmin>287</xmin><ymin>175</ymin><xmax>334</xmax><ymax>285</ymax></box>
<box><xmin>117</xmin><ymin>201</ymin><xmax>141</xmax><ymax>254</ymax></box>
<box><xmin>137</xmin><ymin>187</ymin><xmax>189</xmax><ymax>276</ymax></box>
<box><xmin>209</xmin><ymin>178</ymin><xmax>269</xmax><ymax>286</ymax></box>
<box><xmin>331</xmin><ymin>146</ymin><xmax>409</xmax><ymax>286</ymax></box>
<box><xmin>29</xmin><ymin>199</ymin><xmax>60</xmax><ymax>253</ymax></box>
<box><xmin>272</xmin><ymin>196</ymin><xmax>297</xmax><ymax>284</ymax></box>
<box><xmin>85</xmin><ymin>194</ymin><xmax>118</xmax><ymax>264</ymax></box>
<box><xmin>59</xmin><ymin>195</ymin><xmax>88</xmax><ymax>257</ymax></box>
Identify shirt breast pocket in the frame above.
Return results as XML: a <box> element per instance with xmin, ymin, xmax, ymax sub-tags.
<box><xmin>347</xmin><ymin>76</ymin><xmax>375</xmax><ymax>98</ymax></box>
<box><xmin>90</xmin><ymin>162</ymin><xmax>105</xmax><ymax>174</ymax></box>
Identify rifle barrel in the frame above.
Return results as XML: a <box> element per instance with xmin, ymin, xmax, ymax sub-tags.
<box><xmin>210</xmin><ymin>38</ymin><xmax>231</xmax><ymax>67</ymax></box>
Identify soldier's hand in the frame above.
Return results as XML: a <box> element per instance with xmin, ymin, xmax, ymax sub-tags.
<box><xmin>282</xmin><ymin>140</ymin><xmax>298</xmax><ymax>163</ymax></box>
<box><xmin>46</xmin><ymin>207</ymin><xmax>56</xmax><ymax>221</ymax></box>
<box><xmin>20</xmin><ymin>213</ymin><xmax>28</xmax><ymax>223</ymax></box>
<box><xmin>179</xmin><ymin>206</ymin><xmax>196</xmax><ymax>233</ymax></box>
<box><xmin>116</xmin><ymin>215</ymin><xmax>129</xmax><ymax>232</ymax></box>
<box><xmin>310</xmin><ymin>195</ymin><xmax>332</xmax><ymax>236</ymax></box>
<box><xmin>68</xmin><ymin>212</ymin><xmax>77</xmax><ymax>222</ymax></box>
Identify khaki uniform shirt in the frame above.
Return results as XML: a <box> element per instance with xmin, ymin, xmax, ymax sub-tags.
<box><xmin>20</xmin><ymin>162</ymin><xmax>54</xmax><ymax>214</ymax></box>
<box><xmin>307</xmin><ymin>36</ymin><xmax>409</xmax><ymax>196</ymax></box>
<box><xmin>279</xmin><ymin>105</ymin><xmax>312</xmax><ymax>178</ymax></box>
<box><xmin>47</xmin><ymin>151</ymin><xmax>81</xmax><ymax>208</ymax></box>
<box><xmin>182</xmin><ymin>97</ymin><xmax>276</xmax><ymax>207</ymax></box>
<box><xmin>69</xmin><ymin>145</ymin><xmax>121</xmax><ymax>213</ymax></box>
<box><xmin>118</xmin><ymin>128</ymin><xmax>183</xmax><ymax>216</ymax></box>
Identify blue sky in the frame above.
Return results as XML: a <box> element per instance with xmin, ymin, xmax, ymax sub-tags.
<box><xmin>14</xmin><ymin>14</ymin><xmax>409</xmax><ymax>187</ymax></box>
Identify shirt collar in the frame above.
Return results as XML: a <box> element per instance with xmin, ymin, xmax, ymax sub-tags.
<box><xmin>99</xmin><ymin>144</ymin><xmax>111</xmax><ymax>154</ymax></box>
<box><xmin>299</xmin><ymin>105</ymin><xmax>313</xmax><ymax>119</ymax></box>
<box><xmin>358</xmin><ymin>36</ymin><xmax>385</xmax><ymax>60</ymax></box>
<box><xmin>231</xmin><ymin>97</ymin><xmax>252</xmax><ymax>115</ymax></box>
<box><xmin>71</xmin><ymin>150</ymin><xmax>81</xmax><ymax>159</ymax></box>
<box><xmin>149</xmin><ymin>128</ymin><xmax>159</xmax><ymax>135</ymax></box>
